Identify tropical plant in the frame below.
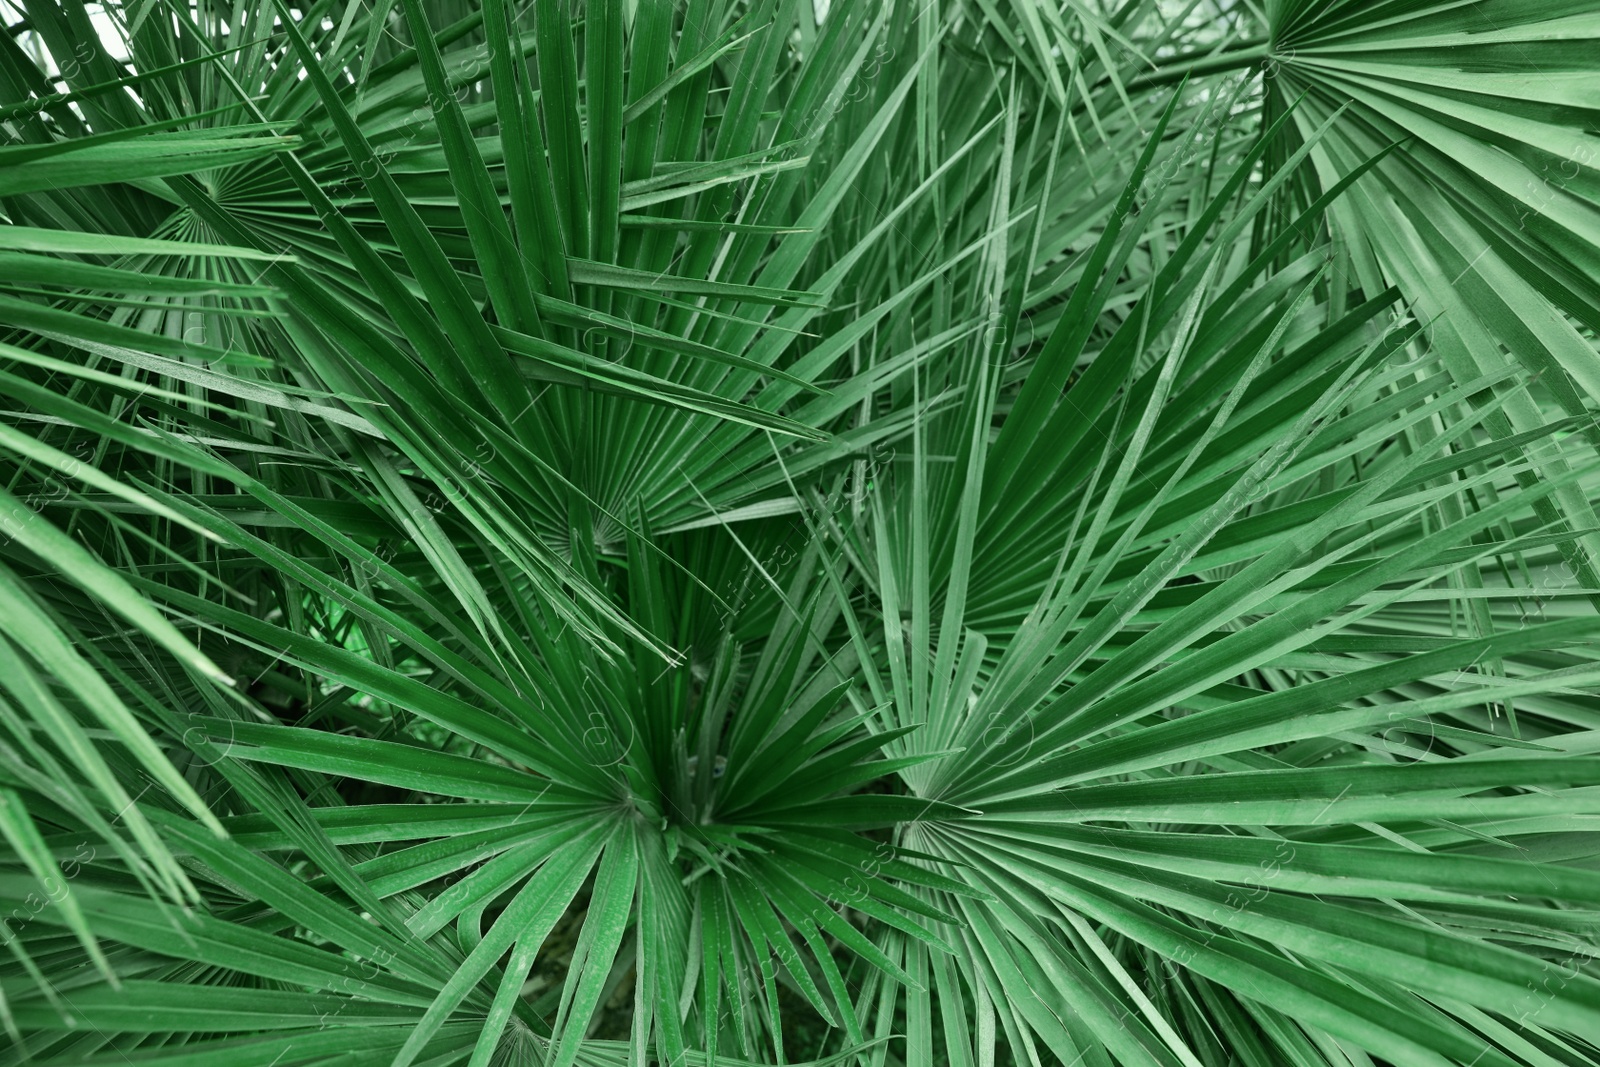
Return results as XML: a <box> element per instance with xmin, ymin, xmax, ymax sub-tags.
<box><xmin>3</xmin><ymin>0</ymin><xmax>1600</xmax><ymax>1063</ymax></box>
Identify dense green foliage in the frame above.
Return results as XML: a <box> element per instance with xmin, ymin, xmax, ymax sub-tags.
<box><xmin>3</xmin><ymin>0</ymin><xmax>1600</xmax><ymax>1063</ymax></box>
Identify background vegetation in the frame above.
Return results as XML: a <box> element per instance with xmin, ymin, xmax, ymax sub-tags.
<box><xmin>3</xmin><ymin>0</ymin><xmax>1600</xmax><ymax>1064</ymax></box>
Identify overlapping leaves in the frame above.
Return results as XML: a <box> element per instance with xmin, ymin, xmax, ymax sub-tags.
<box><xmin>2</xmin><ymin>0</ymin><xmax>1600</xmax><ymax>1065</ymax></box>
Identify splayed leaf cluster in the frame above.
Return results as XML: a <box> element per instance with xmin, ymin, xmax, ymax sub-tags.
<box><xmin>2</xmin><ymin>0</ymin><xmax>1600</xmax><ymax>1065</ymax></box>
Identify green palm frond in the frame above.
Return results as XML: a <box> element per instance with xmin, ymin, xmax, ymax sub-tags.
<box><xmin>1259</xmin><ymin>0</ymin><xmax>1600</xmax><ymax>586</ymax></box>
<box><xmin>3</xmin><ymin>0</ymin><xmax>1600</xmax><ymax>1064</ymax></box>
